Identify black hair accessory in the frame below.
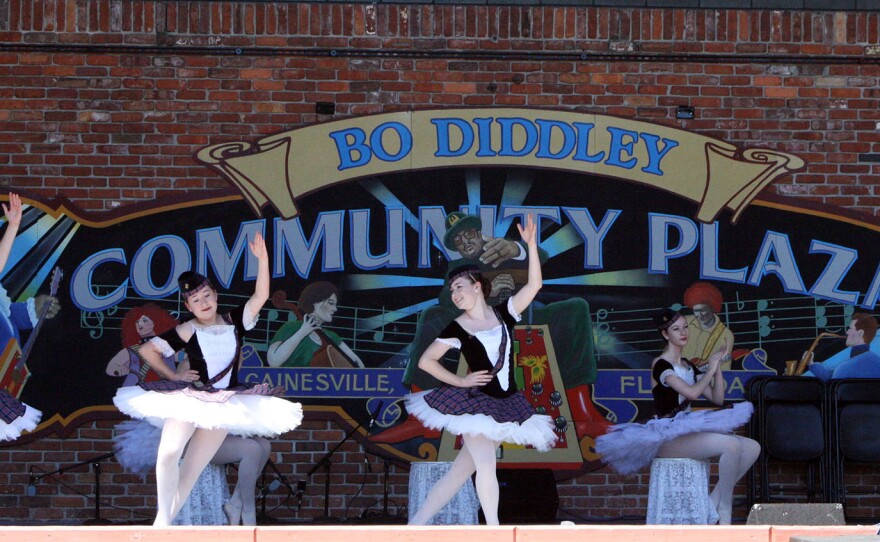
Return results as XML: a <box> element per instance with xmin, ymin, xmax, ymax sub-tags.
<box><xmin>654</xmin><ymin>308</ymin><xmax>683</xmax><ymax>332</ymax></box>
<box><xmin>178</xmin><ymin>271</ymin><xmax>213</xmax><ymax>299</ymax></box>
<box><xmin>446</xmin><ymin>264</ymin><xmax>481</xmax><ymax>286</ymax></box>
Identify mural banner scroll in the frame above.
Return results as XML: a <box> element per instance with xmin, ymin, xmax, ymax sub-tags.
<box><xmin>197</xmin><ymin>108</ymin><xmax>804</xmax><ymax>224</ymax></box>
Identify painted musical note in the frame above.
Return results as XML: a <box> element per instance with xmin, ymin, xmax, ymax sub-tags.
<box><xmin>755</xmin><ymin>299</ymin><xmax>772</xmax><ymax>342</ymax></box>
<box><xmin>373</xmin><ymin>308</ymin><xmax>386</xmax><ymax>342</ymax></box>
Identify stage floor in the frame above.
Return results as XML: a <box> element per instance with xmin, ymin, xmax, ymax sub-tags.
<box><xmin>0</xmin><ymin>524</ymin><xmax>877</xmax><ymax>542</ymax></box>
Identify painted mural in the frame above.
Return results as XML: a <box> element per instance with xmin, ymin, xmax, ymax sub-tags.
<box><xmin>3</xmin><ymin>109</ymin><xmax>878</xmax><ymax>473</ymax></box>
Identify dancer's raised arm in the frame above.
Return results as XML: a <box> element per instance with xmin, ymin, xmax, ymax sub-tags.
<box><xmin>0</xmin><ymin>193</ymin><xmax>22</xmax><ymax>272</ymax></box>
<box><xmin>510</xmin><ymin>214</ymin><xmax>542</xmax><ymax>317</ymax></box>
<box><xmin>244</xmin><ymin>232</ymin><xmax>270</xmax><ymax>322</ymax></box>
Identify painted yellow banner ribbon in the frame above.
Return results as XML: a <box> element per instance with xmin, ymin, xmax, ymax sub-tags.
<box><xmin>197</xmin><ymin>108</ymin><xmax>803</xmax><ymax>223</ymax></box>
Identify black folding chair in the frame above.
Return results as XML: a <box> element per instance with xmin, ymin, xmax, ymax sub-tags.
<box><xmin>757</xmin><ymin>377</ymin><xmax>828</xmax><ymax>503</ymax></box>
<box><xmin>826</xmin><ymin>378</ymin><xmax>880</xmax><ymax>521</ymax></box>
<box><xmin>744</xmin><ymin>374</ymin><xmax>773</xmax><ymax>509</ymax></box>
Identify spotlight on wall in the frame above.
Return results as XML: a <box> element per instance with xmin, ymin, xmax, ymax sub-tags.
<box><xmin>675</xmin><ymin>106</ymin><xmax>695</xmax><ymax>120</ymax></box>
<box><xmin>315</xmin><ymin>102</ymin><xmax>335</xmax><ymax>115</ymax></box>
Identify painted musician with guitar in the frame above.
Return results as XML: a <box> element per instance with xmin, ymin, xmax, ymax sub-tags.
<box><xmin>266</xmin><ymin>281</ymin><xmax>364</xmax><ymax>368</ymax></box>
<box><xmin>0</xmin><ymin>193</ymin><xmax>60</xmax><ymax>441</ymax></box>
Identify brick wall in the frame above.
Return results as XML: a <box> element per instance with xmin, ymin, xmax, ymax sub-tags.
<box><xmin>1</xmin><ymin>0</ymin><xmax>879</xmax><ymax>525</ymax></box>
<box><xmin>1</xmin><ymin>2</ymin><xmax>879</xmax><ymax>214</ymax></box>
<box><xmin>4</xmin><ymin>419</ymin><xmax>877</xmax><ymax>524</ymax></box>
<box><xmin>1</xmin><ymin>418</ymin><xmax>414</xmax><ymax>525</ymax></box>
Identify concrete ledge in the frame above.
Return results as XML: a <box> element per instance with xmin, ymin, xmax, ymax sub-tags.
<box><xmin>256</xmin><ymin>525</ymin><xmax>514</xmax><ymax>542</ymax></box>
<box><xmin>770</xmin><ymin>526</ymin><xmax>879</xmax><ymax>542</ymax></box>
<box><xmin>0</xmin><ymin>524</ymin><xmax>877</xmax><ymax>542</ymax></box>
<box><xmin>518</xmin><ymin>525</ymin><xmax>770</xmax><ymax>542</ymax></box>
<box><xmin>0</xmin><ymin>526</ymin><xmax>257</xmax><ymax>542</ymax></box>
<box><xmin>792</xmin><ymin>536</ymin><xmax>880</xmax><ymax>542</ymax></box>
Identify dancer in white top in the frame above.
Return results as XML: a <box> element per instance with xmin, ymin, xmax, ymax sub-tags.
<box><xmin>114</xmin><ymin>232</ymin><xmax>302</xmax><ymax>525</ymax></box>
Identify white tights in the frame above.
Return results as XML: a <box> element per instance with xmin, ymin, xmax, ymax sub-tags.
<box><xmin>656</xmin><ymin>431</ymin><xmax>761</xmax><ymax>525</ymax></box>
<box><xmin>211</xmin><ymin>435</ymin><xmax>271</xmax><ymax>525</ymax></box>
<box><xmin>409</xmin><ymin>434</ymin><xmax>500</xmax><ymax>525</ymax></box>
<box><xmin>154</xmin><ymin>419</ymin><xmax>228</xmax><ymax>526</ymax></box>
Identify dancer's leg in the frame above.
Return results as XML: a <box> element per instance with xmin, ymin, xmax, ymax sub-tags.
<box><xmin>408</xmin><ymin>442</ymin><xmax>477</xmax><ymax>525</ymax></box>
<box><xmin>464</xmin><ymin>435</ymin><xmax>501</xmax><ymax>525</ymax></box>
<box><xmin>154</xmin><ymin>419</ymin><xmax>197</xmax><ymax>526</ymax></box>
<box><xmin>170</xmin><ymin>427</ymin><xmax>228</xmax><ymax>520</ymax></box>
<box><xmin>733</xmin><ymin>435</ymin><xmax>761</xmax><ymax>482</ymax></box>
<box><xmin>657</xmin><ymin>432</ymin><xmax>759</xmax><ymax>525</ymax></box>
<box><xmin>212</xmin><ymin>436</ymin><xmax>271</xmax><ymax>525</ymax></box>
<box><xmin>243</xmin><ymin>437</ymin><xmax>272</xmax><ymax>525</ymax></box>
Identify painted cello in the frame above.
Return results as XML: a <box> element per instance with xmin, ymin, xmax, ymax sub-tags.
<box><xmin>270</xmin><ymin>289</ymin><xmax>358</xmax><ymax>368</ymax></box>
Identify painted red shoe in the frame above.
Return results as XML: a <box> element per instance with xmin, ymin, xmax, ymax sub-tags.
<box><xmin>566</xmin><ymin>384</ymin><xmax>612</xmax><ymax>440</ymax></box>
<box><xmin>369</xmin><ymin>413</ymin><xmax>441</xmax><ymax>443</ymax></box>
<box><xmin>565</xmin><ymin>384</ymin><xmax>612</xmax><ymax>461</ymax></box>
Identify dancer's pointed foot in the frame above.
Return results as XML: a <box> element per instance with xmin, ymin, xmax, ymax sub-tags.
<box><xmin>716</xmin><ymin>498</ymin><xmax>732</xmax><ymax>525</ymax></box>
<box><xmin>223</xmin><ymin>499</ymin><xmax>242</xmax><ymax>526</ymax></box>
<box><xmin>241</xmin><ymin>504</ymin><xmax>257</xmax><ymax>526</ymax></box>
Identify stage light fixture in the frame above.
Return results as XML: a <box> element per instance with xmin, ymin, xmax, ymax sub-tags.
<box><xmin>676</xmin><ymin>106</ymin><xmax>695</xmax><ymax>120</ymax></box>
<box><xmin>316</xmin><ymin>102</ymin><xmax>336</xmax><ymax>115</ymax></box>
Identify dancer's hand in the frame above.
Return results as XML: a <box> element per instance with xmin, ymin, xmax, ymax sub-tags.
<box><xmin>248</xmin><ymin>232</ymin><xmax>268</xmax><ymax>261</ymax></box>
<box><xmin>516</xmin><ymin>214</ymin><xmax>537</xmax><ymax>247</ymax></box>
<box><xmin>706</xmin><ymin>339</ymin><xmax>729</xmax><ymax>373</ymax></box>
<box><xmin>171</xmin><ymin>369</ymin><xmax>200</xmax><ymax>382</ymax></box>
<box><xmin>2</xmin><ymin>193</ymin><xmax>22</xmax><ymax>229</ymax></box>
<box><xmin>460</xmin><ymin>370</ymin><xmax>493</xmax><ymax>388</ymax></box>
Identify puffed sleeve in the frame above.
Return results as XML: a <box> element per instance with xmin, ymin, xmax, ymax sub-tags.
<box><xmin>435</xmin><ymin>319</ymin><xmax>466</xmax><ymax>351</ymax></box>
<box><xmin>151</xmin><ymin>325</ymin><xmax>187</xmax><ymax>356</ymax></box>
<box><xmin>652</xmin><ymin>358</ymin><xmax>676</xmax><ymax>387</ymax></box>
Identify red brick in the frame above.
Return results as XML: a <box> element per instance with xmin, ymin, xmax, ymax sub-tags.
<box><xmin>1</xmin><ymin>5</ymin><xmax>880</xmax><ymax>523</ymax></box>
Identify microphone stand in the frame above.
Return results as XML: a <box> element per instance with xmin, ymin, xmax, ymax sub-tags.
<box><xmin>257</xmin><ymin>458</ymin><xmax>296</xmax><ymax>524</ymax></box>
<box><xmin>29</xmin><ymin>452</ymin><xmax>116</xmax><ymax>525</ymax></box>
<box><xmin>383</xmin><ymin>458</ymin><xmax>391</xmax><ymax>518</ymax></box>
<box><xmin>303</xmin><ymin>417</ymin><xmax>368</xmax><ymax>522</ymax></box>
<box><xmin>257</xmin><ymin>468</ymin><xmax>281</xmax><ymax>524</ymax></box>
<box><xmin>359</xmin><ymin>452</ymin><xmax>406</xmax><ymax>523</ymax></box>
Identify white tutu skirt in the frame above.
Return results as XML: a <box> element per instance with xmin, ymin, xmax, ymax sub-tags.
<box><xmin>114</xmin><ymin>386</ymin><xmax>303</xmax><ymax>438</ymax></box>
<box><xmin>113</xmin><ymin>419</ymin><xmax>163</xmax><ymax>477</ymax></box>
<box><xmin>595</xmin><ymin>401</ymin><xmax>754</xmax><ymax>474</ymax></box>
<box><xmin>0</xmin><ymin>403</ymin><xmax>41</xmax><ymax>442</ymax></box>
<box><xmin>404</xmin><ymin>390</ymin><xmax>558</xmax><ymax>452</ymax></box>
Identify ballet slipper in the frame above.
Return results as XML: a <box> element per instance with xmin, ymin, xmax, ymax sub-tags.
<box><xmin>223</xmin><ymin>500</ymin><xmax>242</xmax><ymax>526</ymax></box>
<box><xmin>241</xmin><ymin>509</ymin><xmax>257</xmax><ymax>526</ymax></box>
<box><xmin>716</xmin><ymin>498</ymin><xmax>733</xmax><ymax>525</ymax></box>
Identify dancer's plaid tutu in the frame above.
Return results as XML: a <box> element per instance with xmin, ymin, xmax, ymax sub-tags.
<box><xmin>139</xmin><ymin>379</ymin><xmax>284</xmax><ymax>403</ymax></box>
<box><xmin>0</xmin><ymin>390</ymin><xmax>25</xmax><ymax>423</ymax></box>
<box><xmin>423</xmin><ymin>386</ymin><xmax>535</xmax><ymax>423</ymax></box>
<box><xmin>0</xmin><ymin>390</ymin><xmax>41</xmax><ymax>441</ymax></box>
<box><xmin>404</xmin><ymin>388</ymin><xmax>558</xmax><ymax>452</ymax></box>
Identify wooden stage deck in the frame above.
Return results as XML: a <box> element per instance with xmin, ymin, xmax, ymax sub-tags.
<box><xmin>0</xmin><ymin>525</ymin><xmax>877</xmax><ymax>542</ymax></box>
